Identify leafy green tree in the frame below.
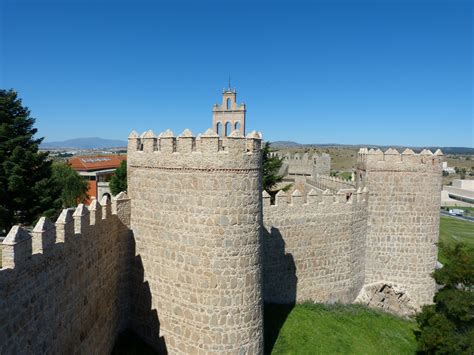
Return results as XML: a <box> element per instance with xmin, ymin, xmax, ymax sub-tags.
<box><xmin>416</xmin><ymin>243</ymin><xmax>474</xmax><ymax>354</ymax></box>
<box><xmin>51</xmin><ymin>162</ymin><xmax>88</xmax><ymax>207</ymax></box>
<box><xmin>262</xmin><ymin>142</ymin><xmax>292</xmax><ymax>193</ymax></box>
<box><xmin>0</xmin><ymin>89</ymin><xmax>61</xmax><ymax>233</ymax></box>
<box><xmin>109</xmin><ymin>160</ymin><xmax>127</xmax><ymax>195</ymax></box>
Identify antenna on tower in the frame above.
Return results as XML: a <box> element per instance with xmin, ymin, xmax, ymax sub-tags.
<box><xmin>228</xmin><ymin>76</ymin><xmax>231</xmax><ymax>90</ymax></box>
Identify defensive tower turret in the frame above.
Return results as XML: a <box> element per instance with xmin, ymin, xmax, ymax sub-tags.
<box><xmin>127</xmin><ymin>128</ymin><xmax>263</xmax><ymax>353</ymax></box>
<box><xmin>356</xmin><ymin>148</ymin><xmax>443</xmax><ymax>307</ymax></box>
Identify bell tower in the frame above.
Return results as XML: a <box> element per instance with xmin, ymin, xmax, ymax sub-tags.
<box><xmin>212</xmin><ymin>86</ymin><xmax>246</xmax><ymax>137</ymax></box>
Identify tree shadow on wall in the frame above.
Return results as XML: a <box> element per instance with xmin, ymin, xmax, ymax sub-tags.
<box><xmin>113</xmin><ymin>235</ymin><xmax>167</xmax><ymax>355</ymax></box>
<box><xmin>262</xmin><ymin>226</ymin><xmax>297</xmax><ymax>354</ymax></box>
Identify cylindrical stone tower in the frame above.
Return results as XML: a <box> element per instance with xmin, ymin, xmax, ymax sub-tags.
<box><xmin>356</xmin><ymin>148</ymin><xmax>443</xmax><ymax>307</ymax></box>
<box><xmin>127</xmin><ymin>128</ymin><xmax>263</xmax><ymax>354</ymax></box>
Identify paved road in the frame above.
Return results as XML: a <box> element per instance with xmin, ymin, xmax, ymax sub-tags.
<box><xmin>440</xmin><ymin>211</ymin><xmax>474</xmax><ymax>223</ymax></box>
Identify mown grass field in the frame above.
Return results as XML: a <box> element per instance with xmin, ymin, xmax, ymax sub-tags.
<box><xmin>438</xmin><ymin>215</ymin><xmax>474</xmax><ymax>264</ymax></box>
<box><xmin>265</xmin><ymin>303</ymin><xmax>417</xmax><ymax>355</ymax></box>
<box><xmin>264</xmin><ymin>217</ymin><xmax>473</xmax><ymax>354</ymax></box>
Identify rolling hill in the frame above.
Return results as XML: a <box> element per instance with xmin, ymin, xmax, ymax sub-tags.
<box><xmin>40</xmin><ymin>137</ymin><xmax>127</xmax><ymax>149</ymax></box>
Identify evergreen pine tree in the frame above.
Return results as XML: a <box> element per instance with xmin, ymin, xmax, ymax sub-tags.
<box><xmin>0</xmin><ymin>89</ymin><xmax>61</xmax><ymax>233</ymax></box>
<box><xmin>262</xmin><ymin>142</ymin><xmax>291</xmax><ymax>193</ymax></box>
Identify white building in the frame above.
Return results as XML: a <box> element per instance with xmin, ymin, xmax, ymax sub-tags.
<box><xmin>441</xmin><ymin>179</ymin><xmax>474</xmax><ymax>207</ymax></box>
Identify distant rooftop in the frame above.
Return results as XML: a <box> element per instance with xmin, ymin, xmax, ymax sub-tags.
<box><xmin>69</xmin><ymin>155</ymin><xmax>126</xmax><ymax>171</ymax></box>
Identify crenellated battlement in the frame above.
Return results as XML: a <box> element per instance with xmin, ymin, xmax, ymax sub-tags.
<box><xmin>271</xmin><ymin>151</ymin><xmax>330</xmax><ymax>162</ymax></box>
<box><xmin>263</xmin><ymin>187</ymin><xmax>369</xmax><ymax>305</ymax></box>
<box><xmin>128</xmin><ymin>128</ymin><xmax>261</xmax><ymax>154</ymax></box>
<box><xmin>0</xmin><ymin>193</ymin><xmax>132</xmax><ymax>354</ymax></box>
<box><xmin>1</xmin><ymin>89</ymin><xmax>446</xmax><ymax>353</ymax></box>
<box><xmin>263</xmin><ymin>187</ymin><xmax>368</xmax><ymax>209</ymax></box>
<box><xmin>127</xmin><ymin>127</ymin><xmax>264</xmax><ymax>353</ymax></box>
<box><xmin>270</xmin><ymin>151</ymin><xmax>331</xmax><ymax>177</ymax></box>
<box><xmin>359</xmin><ymin>146</ymin><xmax>444</xmax><ymax>307</ymax></box>
<box><xmin>307</xmin><ymin>174</ymin><xmax>355</xmax><ymax>192</ymax></box>
<box><xmin>128</xmin><ymin>128</ymin><xmax>262</xmax><ymax>171</ymax></box>
<box><xmin>357</xmin><ymin>147</ymin><xmax>443</xmax><ymax>171</ymax></box>
<box><xmin>1</xmin><ymin>193</ymin><xmax>130</xmax><ymax>270</ymax></box>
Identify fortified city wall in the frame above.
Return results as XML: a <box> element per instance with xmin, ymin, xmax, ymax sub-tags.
<box><xmin>0</xmin><ymin>85</ymin><xmax>445</xmax><ymax>354</ymax></box>
<box><xmin>356</xmin><ymin>148</ymin><xmax>443</xmax><ymax>307</ymax></box>
<box><xmin>262</xmin><ymin>188</ymin><xmax>369</xmax><ymax>304</ymax></box>
<box><xmin>0</xmin><ymin>194</ymin><xmax>132</xmax><ymax>354</ymax></box>
<box><xmin>272</xmin><ymin>152</ymin><xmax>331</xmax><ymax>177</ymax></box>
<box><xmin>127</xmin><ymin>128</ymin><xmax>264</xmax><ymax>354</ymax></box>
<box><xmin>307</xmin><ymin>174</ymin><xmax>355</xmax><ymax>193</ymax></box>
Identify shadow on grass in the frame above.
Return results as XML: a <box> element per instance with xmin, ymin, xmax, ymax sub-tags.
<box><xmin>264</xmin><ymin>303</ymin><xmax>295</xmax><ymax>354</ymax></box>
<box><xmin>262</xmin><ymin>225</ymin><xmax>297</xmax><ymax>354</ymax></box>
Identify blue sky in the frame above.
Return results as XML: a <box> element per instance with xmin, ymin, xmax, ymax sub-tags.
<box><xmin>1</xmin><ymin>0</ymin><xmax>472</xmax><ymax>147</ymax></box>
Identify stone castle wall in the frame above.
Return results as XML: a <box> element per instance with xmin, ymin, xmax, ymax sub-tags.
<box><xmin>272</xmin><ymin>152</ymin><xmax>331</xmax><ymax>177</ymax></box>
<box><xmin>313</xmin><ymin>153</ymin><xmax>331</xmax><ymax>176</ymax></box>
<box><xmin>307</xmin><ymin>174</ymin><xmax>355</xmax><ymax>193</ymax></box>
<box><xmin>356</xmin><ymin>148</ymin><xmax>443</xmax><ymax>307</ymax></box>
<box><xmin>127</xmin><ymin>128</ymin><xmax>264</xmax><ymax>354</ymax></box>
<box><xmin>0</xmin><ymin>194</ymin><xmax>132</xmax><ymax>354</ymax></box>
<box><xmin>262</xmin><ymin>188</ymin><xmax>369</xmax><ymax>304</ymax></box>
<box><xmin>1</xmin><ymin>133</ymin><xmax>444</xmax><ymax>353</ymax></box>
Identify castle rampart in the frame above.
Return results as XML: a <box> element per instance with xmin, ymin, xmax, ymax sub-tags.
<box><xmin>0</xmin><ymin>194</ymin><xmax>132</xmax><ymax>354</ymax></box>
<box><xmin>356</xmin><ymin>148</ymin><xmax>443</xmax><ymax>307</ymax></box>
<box><xmin>127</xmin><ymin>128</ymin><xmax>264</xmax><ymax>354</ymax></box>
<box><xmin>307</xmin><ymin>174</ymin><xmax>355</xmax><ymax>193</ymax></box>
<box><xmin>0</xmin><ymin>86</ymin><xmax>446</xmax><ymax>353</ymax></box>
<box><xmin>262</xmin><ymin>187</ymin><xmax>369</xmax><ymax>304</ymax></box>
<box><xmin>272</xmin><ymin>152</ymin><xmax>331</xmax><ymax>177</ymax></box>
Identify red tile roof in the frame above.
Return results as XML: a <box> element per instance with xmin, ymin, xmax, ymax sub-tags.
<box><xmin>68</xmin><ymin>155</ymin><xmax>126</xmax><ymax>171</ymax></box>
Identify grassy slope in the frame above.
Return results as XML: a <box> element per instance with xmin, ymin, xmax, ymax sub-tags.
<box><xmin>266</xmin><ymin>217</ymin><xmax>474</xmax><ymax>354</ymax></box>
<box><xmin>266</xmin><ymin>303</ymin><xmax>417</xmax><ymax>355</ymax></box>
<box><xmin>438</xmin><ymin>216</ymin><xmax>474</xmax><ymax>264</ymax></box>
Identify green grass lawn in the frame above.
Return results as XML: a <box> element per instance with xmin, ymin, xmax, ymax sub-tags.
<box><xmin>265</xmin><ymin>303</ymin><xmax>417</xmax><ymax>355</ymax></box>
<box><xmin>442</xmin><ymin>206</ymin><xmax>474</xmax><ymax>217</ymax></box>
<box><xmin>337</xmin><ymin>171</ymin><xmax>353</xmax><ymax>181</ymax></box>
<box><xmin>438</xmin><ymin>216</ymin><xmax>474</xmax><ymax>264</ymax></box>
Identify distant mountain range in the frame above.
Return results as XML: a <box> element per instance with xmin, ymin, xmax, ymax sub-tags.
<box><xmin>40</xmin><ymin>137</ymin><xmax>473</xmax><ymax>155</ymax></box>
<box><xmin>41</xmin><ymin>137</ymin><xmax>127</xmax><ymax>149</ymax></box>
<box><xmin>270</xmin><ymin>141</ymin><xmax>474</xmax><ymax>155</ymax></box>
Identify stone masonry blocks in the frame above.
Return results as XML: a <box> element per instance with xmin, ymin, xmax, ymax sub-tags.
<box><xmin>128</xmin><ymin>129</ymin><xmax>264</xmax><ymax>354</ymax></box>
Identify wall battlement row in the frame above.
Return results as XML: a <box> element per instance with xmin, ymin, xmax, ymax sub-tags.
<box><xmin>128</xmin><ymin>128</ymin><xmax>262</xmax><ymax>155</ymax></box>
<box><xmin>271</xmin><ymin>151</ymin><xmax>330</xmax><ymax>161</ymax></box>
<box><xmin>270</xmin><ymin>151</ymin><xmax>331</xmax><ymax>177</ymax></box>
<box><xmin>263</xmin><ymin>187</ymin><xmax>368</xmax><ymax>208</ymax></box>
<box><xmin>357</xmin><ymin>148</ymin><xmax>443</xmax><ymax>171</ymax></box>
<box><xmin>1</xmin><ymin>192</ymin><xmax>132</xmax><ymax>354</ymax></box>
<box><xmin>307</xmin><ymin>174</ymin><xmax>355</xmax><ymax>193</ymax></box>
<box><xmin>263</xmin><ymin>188</ymin><xmax>369</xmax><ymax>304</ymax></box>
<box><xmin>1</xmin><ymin>193</ymin><xmax>130</xmax><ymax>269</ymax></box>
<box><xmin>128</xmin><ymin>128</ymin><xmax>262</xmax><ymax>171</ymax></box>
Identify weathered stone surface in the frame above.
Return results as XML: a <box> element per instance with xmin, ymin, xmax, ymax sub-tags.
<box><xmin>263</xmin><ymin>188</ymin><xmax>368</xmax><ymax>304</ymax></box>
<box><xmin>355</xmin><ymin>282</ymin><xmax>418</xmax><ymax>317</ymax></box>
<box><xmin>356</xmin><ymin>149</ymin><xmax>443</xmax><ymax>306</ymax></box>
<box><xmin>128</xmin><ymin>129</ymin><xmax>263</xmax><ymax>354</ymax></box>
<box><xmin>0</xmin><ymin>195</ymin><xmax>132</xmax><ymax>354</ymax></box>
<box><xmin>0</xmin><ymin>118</ymin><xmax>443</xmax><ymax>354</ymax></box>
